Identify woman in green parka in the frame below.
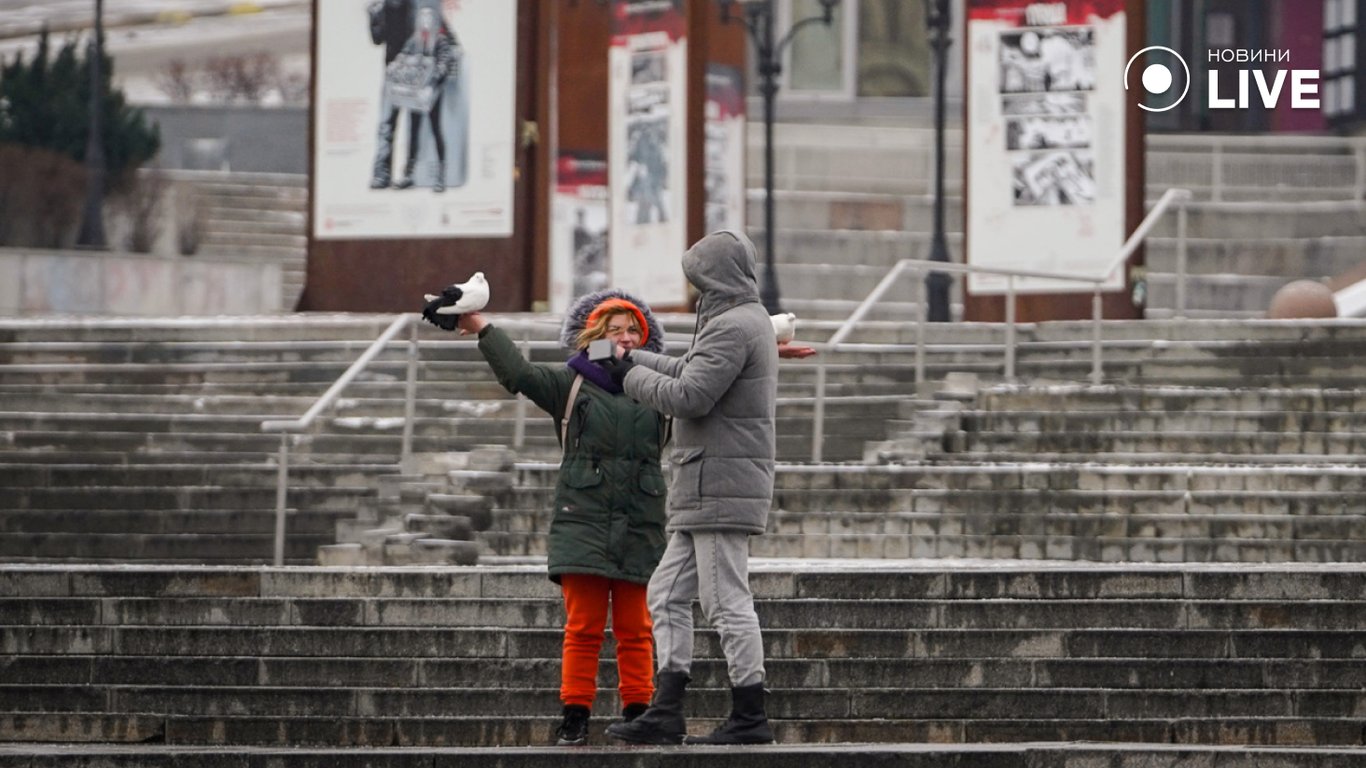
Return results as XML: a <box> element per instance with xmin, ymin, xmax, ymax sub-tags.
<box><xmin>454</xmin><ymin>289</ymin><xmax>668</xmax><ymax>747</ymax></box>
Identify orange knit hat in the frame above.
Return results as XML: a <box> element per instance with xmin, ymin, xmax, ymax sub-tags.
<box><xmin>585</xmin><ymin>298</ymin><xmax>649</xmax><ymax>348</ymax></box>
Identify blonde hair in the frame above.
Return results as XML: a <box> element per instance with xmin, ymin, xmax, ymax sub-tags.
<box><xmin>575</xmin><ymin>309</ymin><xmax>640</xmax><ymax>350</ymax></box>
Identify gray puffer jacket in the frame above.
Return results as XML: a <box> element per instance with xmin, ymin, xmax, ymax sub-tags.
<box><xmin>622</xmin><ymin>230</ymin><xmax>777</xmax><ymax>534</ymax></box>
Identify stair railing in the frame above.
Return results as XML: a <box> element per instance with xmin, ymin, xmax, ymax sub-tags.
<box><xmin>261</xmin><ymin>313</ymin><xmax>419</xmax><ymax>565</ymax></box>
<box><xmin>810</xmin><ymin>187</ymin><xmax>1193</xmax><ymax>462</ymax></box>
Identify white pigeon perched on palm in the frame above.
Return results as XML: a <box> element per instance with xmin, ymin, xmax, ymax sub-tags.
<box><xmin>421</xmin><ymin>272</ymin><xmax>489</xmax><ymax>331</ymax></box>
<box><xmin>770</xmin><ymin>312</ymin><xmax>797</xmax><ymax>344</ymax></box>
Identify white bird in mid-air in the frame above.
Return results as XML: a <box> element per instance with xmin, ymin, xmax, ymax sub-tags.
<box><xmin>770</xmin><ymin>312</ymin><xmax>797</xmax><ymax>344</ymax></box>
<box><xmin>425</xmin><ymin>272</ymin><xmax>489</xmax><ymax>315</ymax></box>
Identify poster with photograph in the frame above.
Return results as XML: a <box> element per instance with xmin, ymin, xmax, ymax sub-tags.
<box><xmin>705</xmin><ymin>64</ymin><xmax>746</xmax><ymax>235</ymax></box>
<box><xmin>313</xmin><ymin>0</ymin><xmax>517</xmax><ymax>239</ymax></box>
<box><xmin>550</xmin><ymin>152</ymin><xmax>610</xmax><ymax>314</ymax></box>
<box><xmin>608</xmin><ymin>0</ymin><xmax>688</xmax><ymax>308</ymax></box>
<box><xmin>966</xmin><ymin>0</ymin><xmax>1126</xmax><ymax>294</ymax></box>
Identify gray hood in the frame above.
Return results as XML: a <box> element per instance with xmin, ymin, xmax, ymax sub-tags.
<box><xmin>682</xmin><ymin>230</ymin><xmax>761</xmax><ymax>324</ymax></box>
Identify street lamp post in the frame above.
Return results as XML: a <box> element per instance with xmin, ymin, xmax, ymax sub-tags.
<box><xmin>719</xmin><ymin>0</ymin><xmax>838</xmax><ymax>315</ymax></box>
<box><xmin>925</xmin><ymin>0</ymin><xmax>953</xmax><ymax>322</ymax></box>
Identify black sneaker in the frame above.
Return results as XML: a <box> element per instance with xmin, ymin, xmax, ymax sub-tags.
<box><xmin>555</xmin><ymin>704</ymin><xmax>590</xmax><ymax>746</ymax></box>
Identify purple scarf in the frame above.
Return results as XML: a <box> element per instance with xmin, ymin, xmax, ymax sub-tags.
<box><xmin>567</xmin><ymin>351</ymin><xmax>622</xmax><ymax>395</ymax></box>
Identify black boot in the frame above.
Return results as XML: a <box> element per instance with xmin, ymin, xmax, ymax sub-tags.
<box><xmin>605</xmin><ymin>671</ymin><xmax>689</xmax><ymax>745</ymax></box>
<box><xmin>684</xmin><ymin>683</ymin><xmax>773</xmax><ymax>745</ymax></box>
<box><xmin>622</xmin><ymin>702</ymin><xmax>648</xmax><ymax>722</ymax></box>
<box><xmin>554</xmin><ymin>704</ymin><xmax>590</xmax><ymax>746</ymax></box>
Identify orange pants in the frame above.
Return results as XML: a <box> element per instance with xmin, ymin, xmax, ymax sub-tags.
<box><xmin>559</xmin><ymin>573</ymin><xmax>654</xmax><ymax>709</ymax></box>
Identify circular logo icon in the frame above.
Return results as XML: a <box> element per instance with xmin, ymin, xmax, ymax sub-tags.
<box><xmin>1124</xmin><ymin>46</ymin><xmax>1190</xmax><ymax>112</ymax></box>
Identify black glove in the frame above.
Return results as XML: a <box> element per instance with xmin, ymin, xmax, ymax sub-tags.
<box><xmin>598</xmin><ymin>351</ymin><xmax>635</xmax><ymax>387</ymax></box>
<box><xmin>421</xmin><ymin>285</ymin><xmax>464</xmax><ymax>331</ymax></box>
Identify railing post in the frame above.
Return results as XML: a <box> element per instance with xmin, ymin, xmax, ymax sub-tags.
<box><xmin>1091</xmin><ymin>286</ymin><xmax>1103</xmax><ymax>385</ymax></box>
<box><xmin>1004</xmin><ymin>275</ymin><xmax>1017</xmax><ymax>382</ymax></box>
<box><xmin>513</xmin><ymin>328</ymin><xmax>529</xmax><ymax>450</ymax></box>
<box><xmin>915</xmin><ymin>268</ymin><xmax>926</xmax><ymax>386</ymax></box>
<box><xmin>811</xmin><ymin>356</ymin><xmax>827</xmax><ymax>463</ymax></box>
<box><xmin>273</xmin><ymin>432</ymin><xmax>289</xmax><ymax>567</ymax></box>
<box><xmin>1211</xmin><ymin>142</ymin><xmax>1223</xmax><ymax>202</ymax></box>
<box><xmin>1355</xmin><ymin>140</ymin><xmax>1366</xmax><ymax>201</ymax></box>
<box><xmin>1175</xmin><ymin>199</ymin><xmax>1189</xmax><ymax>319</ymax></box>
<box><xmin>401</xmin><ymin>319</ymin><xmax>418</xmax><ymax>472</ymax></box>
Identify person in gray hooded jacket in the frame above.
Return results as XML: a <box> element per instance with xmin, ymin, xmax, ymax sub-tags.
<box><xmin>604</xmin><ymin>230</ymin><xmax>778</xmax><ymax>746</ymax></box>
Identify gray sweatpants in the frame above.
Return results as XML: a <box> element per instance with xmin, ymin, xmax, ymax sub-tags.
<box><xmin>647</xmin><ymin>530</ymin><xmax>765</xmax><ymax>687</ymax></box>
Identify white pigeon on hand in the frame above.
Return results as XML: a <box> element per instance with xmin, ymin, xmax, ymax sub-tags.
<box><xmin>770</xmin><ymin>312</ymin><xmax>797</xmax><ymax>344</ymax></box>
<box><xmin>425</xmin><ymin>272</ymin><xmax>490</xmax><ymax>315</ymax></box>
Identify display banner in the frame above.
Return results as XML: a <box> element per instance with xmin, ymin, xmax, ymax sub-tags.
<box><xmin>608</xmin><ymin>0</ymin><xmax>688</xmax><ymax>307</ymax></box>
<box><xmin>550</xmin><ymin>152</ymin><xmax>611</xmax><ymax>314</ymax></box>
<box><xmin>966</xmin><ymin>0</ymin><xmax>1127</xmax><ymax>294</ymax></box>
<box><xmin>705</xmin><ymin>63</ymin><xmax>747</xmax><ymax>235</ymax></box>
<box><xmin>313</xmin><ymin>0</ymin><xmax>517</xmax><ymax>239</ymax></box>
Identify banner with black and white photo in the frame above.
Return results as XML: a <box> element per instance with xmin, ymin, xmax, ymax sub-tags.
<box><xmin>550</xmin><ymin>151</ymin><xmax>610</xmax><ymax>314</ymax></box>
<box><xmin>313</xmin><ymin>0</ymin><xmax>517</xmax><ymax>239</ymax></box>
<box><xmin>966</xmin><ymin>0</ymin><xmax>1126</xmax><ymax>294</ymax></box>
<box><xmin>607</xmin><ymin>0</ymin><xmax>688</xmax><ymax>308</ymax></box>
<box><xmin>705</xmin><ymin>64</ymin><xmax>746</xmax><ymax>235</ymax></box>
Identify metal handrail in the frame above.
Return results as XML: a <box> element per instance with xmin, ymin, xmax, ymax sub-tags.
<box><xmin>810</xmin><ymin>187</ymin><xmax>1193</xmax><ymax>462</ymax></box>
<box><xmin>260</xmin><ymin>313</ymin><xmax>419</xmax><ymax>565</ymax></box>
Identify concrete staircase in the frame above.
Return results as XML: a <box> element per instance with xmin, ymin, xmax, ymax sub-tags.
<box><xmin>179</xmin><ymin>172</ymin><xmax>308</xmax><ymax>311</ymax></box>
<box><xmin>5</xmin><ymin>315</ymin><xmax>1366</xmax><ymax>565</ymax></box>
<box><xmin>3</xmin><ymin>563</ymin><xmax>1366</xmax><ymax>758</ymax></box>
<box><xmin>746</xmin><ymin>126</ymin><xmax>1366</xmax><ymax>322</ymax></box>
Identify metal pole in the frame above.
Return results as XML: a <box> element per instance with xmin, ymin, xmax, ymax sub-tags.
<box><xmin>915</xmin><ymin>268</ymin><xmax>926</xmax><ymax>386</ymax></box>
<box><xmin>811</xmin><ymin>358</ymin><xmax>826</xmax><ymax>463</ymax></box>
<box><xmin>1175</xmin><ymin>200</ymin><xmax>1189</xmax><ymax>319</ymax></box>
<box><xmin>759</xmin><ymin>3</ymin><xmax>782</xmax><ymax>314</ymax></box>
<box><xmin>1091</xmin><ymin>287</ymin><xmax>1103</xmax><ymax>385</ymax></box>
<box><xmin>924</xmin><ymin>0</ymin><xmax>952</xmax><ymax>322</ymax></box>
<box><xmin>513</xmin><ymin>328</ymin><xmax>529</xmax><ymax>449</ymax></box>
<box><xmin>273</xmin><ymin>432</ymin><xmax>289</xmax><ymax>566</ymax></box>
<box><xmin>401</xmin><ymin>321</ymin><xmax>418</xmax><ymax>472</ymax></box>
<box><xmin>1355</xmin><ymin>141</ymin><xmax>1366</xmax><ymax>201</ymax></box>
<box><xmin>1004</xmin><ymin>276</ymin><xmax>1016</xmax><ymax>382</ymax></box>
<box><xmin>720</xmin><ymin>0</ymin><xmax>839</xmax><ymax>314</ymax></box>
<box><xmin>1211</xmin><ymin>142</ymin><xmax>1223</xmax><ymax>202</ymax></box>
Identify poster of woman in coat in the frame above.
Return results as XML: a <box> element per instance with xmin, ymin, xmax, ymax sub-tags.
<box><xmin>313</xmin><ymin>0</ymin><xmax>517</xmax><ymax>239</ymax></box>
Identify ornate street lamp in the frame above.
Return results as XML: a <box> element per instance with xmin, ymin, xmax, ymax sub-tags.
<box><xmin>924</xmin><ymin>0</ymin><xmax>953</xmax><ymax>322</ymax></box>
<box><xmin>719</xmin><ymin>0</ymin><xmax>839</xmax><ymax>314</ymax></box>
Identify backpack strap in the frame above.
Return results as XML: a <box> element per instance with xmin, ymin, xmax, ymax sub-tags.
<box><xmin>560</xmin><ymin>374</ymin><xmax>584</xmax><ymax>451</ymax></box>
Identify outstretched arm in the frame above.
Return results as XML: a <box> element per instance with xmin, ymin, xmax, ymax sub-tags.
<box><xmin>624</xmin><ymin>323</ymin><xmax>746</xmax><ymax>420</ymax></box>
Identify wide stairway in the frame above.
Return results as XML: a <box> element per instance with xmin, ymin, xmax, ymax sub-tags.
<box><xmin>3</xmin><ymin>562</ymin><xmax>1366</xmax><ymax>765</ymax></box>
<box><xmin>4</xmin><ymin>315</ymin><xmax>1366</xmax><ymax>764</ymax></box>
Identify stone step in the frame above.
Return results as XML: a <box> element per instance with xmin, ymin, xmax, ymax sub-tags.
<box><xmin>0</xmin><ymin>464</ymin><xmax>395</xmax><ymax>489</ymax></box>
<box><xmin>977</xmin><ymin>384</ymin><xmax>1366</xmax><ymax>412</ymax></box>
<box><xmin>963</xmin><ymin>409</ymin><xmax>1366</xmax><ymax>431</ymax></box>
<box><xmin>959</xmin><ymin>430</ymin><xmax>1366</xmax><ymax>455</ymax></box>
<box><xmin>1143</xmin><ymin>201</ymin><xmax>1366</xmax><ymax>240</ymax></box>
<box><xmin>8</xmin><ymin>682</ymin><xmax>1366</xmax><ymax>722</ymax></box>
<box><xmin>1143</xmin><ymin>236</ymin><xmax>1366</xmax><ymax>278</ymax></box>
<box><xmin>478</xmin><ymin>529</ymin><xmax>1366</xmax><ymax>564</ymax></box>
<box><xmin>9</xmin><ymin>596</ymin><xmax>1365</xmax><ymax>631</ymax></box>
<box><xmin>0</xmin><ymin>486</ymin><xmax>372</xmax><ymax>512</ymax></box>
<box><xmin>3</xmin><ymin>741</ymin><xmax>1365</xmax><ymax>765</ymax></box>
<box><xmin>0</xmin><ymin>533</ymin><xmax>334</xmax><ymax>564</ymax></box>
<box><xmin>0</xmin><ymin>509</ymin><xmax>351</xmax><ymax>536</ymax></box>
<box><xmin>8</xmin><ymin>654</ymin><xmax>1365</xmax><ymax>692</ymax></box>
